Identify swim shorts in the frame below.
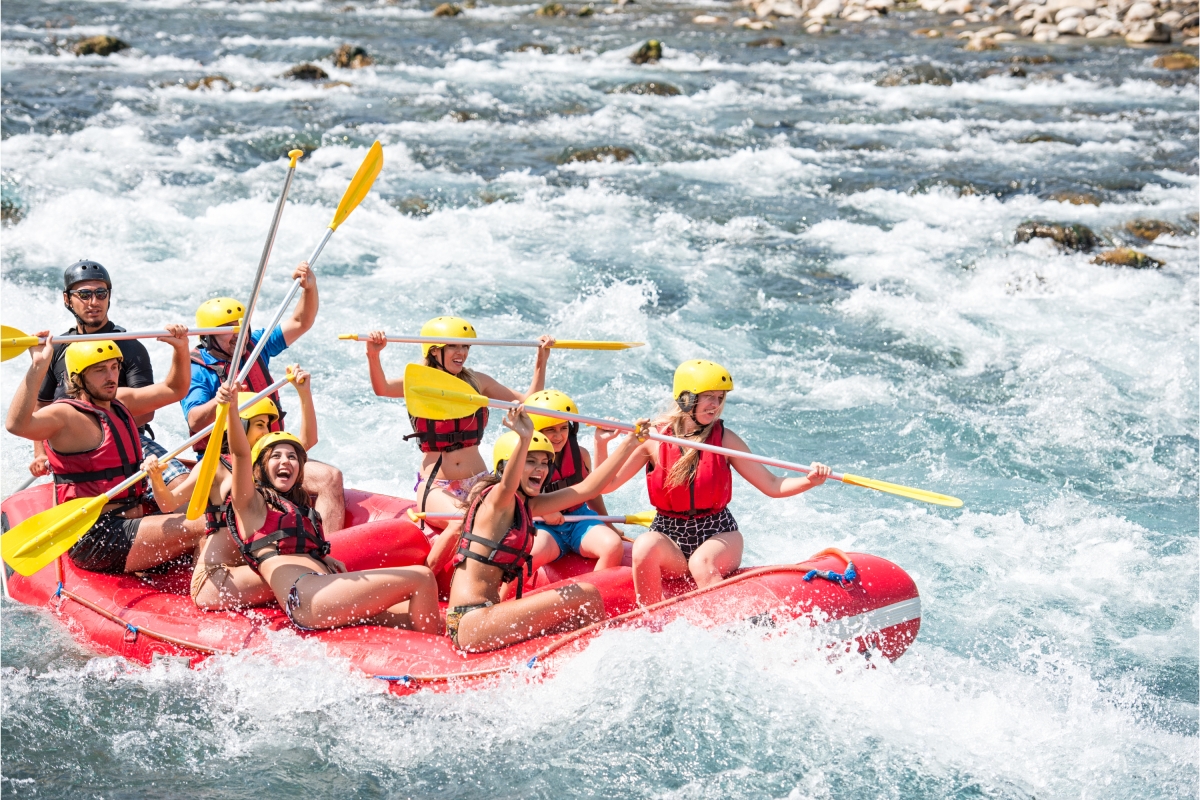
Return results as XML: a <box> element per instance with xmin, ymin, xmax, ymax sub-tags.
<box><xmin>141</xmin><ymin>434</ymin><xmax>189</xmax><ymax>486</ymax></box>
<box><xmin>446</xmin><ymin>601</ymin><xmax>493</xmax><ymax>649</ymax></box>
<box><xmin>68</xmin><ymin>512</ymin><xmax>142</xmax><ymax>573</ymax></box>
<box><xmin>648</xmin><ymin>509</ymin><xmax>738</xmax><ymax>560</ymax></box>
<box><xmin>537</xmin><ymin>505</ymin><xmax>607</xmax><ymax>557</ymax></box>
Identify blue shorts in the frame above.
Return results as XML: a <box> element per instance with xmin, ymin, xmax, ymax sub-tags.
<box><xmin>538</xmin><ymin>506</ymin><xmax>607</xmax><ymax>557</ymax></box>
<box><xmin>141</xmin><ymin>434</ymin><xmax>189</xmax><ymax>485</ymax></box>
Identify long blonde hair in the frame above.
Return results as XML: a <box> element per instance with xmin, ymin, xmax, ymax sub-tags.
<box><xmin>426</xmin><ymin>348</ymin><xmax>481</xmax><ymax>391</ymax></box>
<box><xmin>656</xmin><ymin>399</ymin><xmax>724</xmax><ymax>489</ymax></box>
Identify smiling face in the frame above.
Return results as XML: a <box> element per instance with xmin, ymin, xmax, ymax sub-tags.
<box><xmin>692</xmin><ymin>390</ymin><xmax>727</xmax><ymax>426</ymax></box>
<box><xmin>263</xmin><ymin>442</ymin><xmax>302</xmax><ymax>492</ymax></box>
<box><xmin>540</xmin><ymin>421</ymin><xmax>570</xmax><ymax>453</ymax></box>
<box><xmin>519</xmin><ymin>451</ymin><xmax>551</xmax><ymax>495</ymax></box>
<box><xmin>431</xmin><ymin>343</ymin><xmax>470</xmax><ymax>375</ymax></box>
<box><xmin>245</xmin><ymin>414</ymin><xmax>273</xmax><ymax>446</ymax></box>
<box><xmin>64</xmin><ymin>279</ymin><xmax>110</xmax><ymax>328</ymax></box>
<box><xmin>78</xmin><ymin>358</ymin><xmax>122</xmax><ymax>402</ymax></box>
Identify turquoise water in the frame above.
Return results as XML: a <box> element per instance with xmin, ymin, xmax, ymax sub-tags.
<box><xmin>2</xmin><ymin>0</ymin><xmax>1197</xmax><ymax>796</ymax></box>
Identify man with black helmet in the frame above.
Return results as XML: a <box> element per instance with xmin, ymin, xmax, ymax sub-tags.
<box><xmin>29</xmin><ymin>260</ymin><xmax>188</xmax><ymax>488</ymax></box>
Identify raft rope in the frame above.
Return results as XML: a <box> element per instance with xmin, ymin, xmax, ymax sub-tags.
<box><xmin>372</xmin><ymin>547</ymin><xmax>860</xmax><ymax>687</ymax></box>
<box><xmin>802</xmin><ymin>548</ymin><xmax>857</xmax><ymax>586</ymax></box>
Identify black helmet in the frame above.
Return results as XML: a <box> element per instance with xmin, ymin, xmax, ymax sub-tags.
<box><xmin>63</xmin><ymin>260</ymin><xmax>112</xmax><ymax>291</ymax></box>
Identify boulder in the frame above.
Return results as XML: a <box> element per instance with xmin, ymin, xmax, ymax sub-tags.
<box><xmin>282</xmin><ymin>63</ymin><xmax>329</xmax><ymax>80</ymax></box>
<box><xmin>333</xmin><ymin>44</ymin><xmax>373</xmax><ymax>68</ymax></box>
<box><xmin>536</xmin><ymin>2</ymin><xmax>567</xmax><ymax>15</ymax></box>
<box><xmin>448</xmin><ymin>110</ymin><xmax>479</xmax><ymax>121</ymax></box>
<box><xmin>1092</xmin><ymin>248</ymin><xmax>1163</xmax><ymax>268</ymax></box>
<box><xmin>630</xmin><ymin>40</ymin><xmax>663</xmax><ymax>64</ymax></box>
<box><xmin>1123</xmin><ymin>1</ymin><xmax>1155</xmax><ymax>20</ymax></box>
<box><xmin>612</xmin><ymin>81</ymin><xmax>681</xmax><ymax>95</ymax></box>
<box><xmin>1125</xmin><ymin>218</ymin><xmax>1185</xmax><ymax>239</ymax></box>
<box><xmin>1014</xmin><ymin>220</ymin><xmax>1100</xmax><ymax>251</ymax></box>
<box><xmin>964</xmin><ymin>34</ymin><xmax>999</xmax><ymax>48</ymax></box>
<box><xmin>1125</xmin><ymin>19</ymin><xmax>1171</xmax><ymax>40</ymax></box>
<box><xmin>517</xmin><ymin>42</ymin><xmax>553</xmax><ymax>53</ymax></box>
<box><xmin>1048</xmin><ymin>191</ymin><xmax>1101</xmax><ymax>205</ymax></box>
<box><xmin>73</xmin><ymin>35</ymin><xmax>129</xmax><ymax>56</ymax></box>
<box><xmin>876</xmin><ymin>63</ymin><xmax>954</xmax><ymax>85</ymax></box>
<box><xmin>693</xmin><ymin>14</ymin><xmax>723</xmax><ymax>22</ymax></box>
<box><xmin>398</xmin><ymin>197</ymin><xmax>432</xmax><ymax>216</ymax></box>
<box><xmin>809</xmin><ymin>0</ymin><xmax>844</xmax><ymax>18</ymax></box>
<box><xmin>561</xmin><ymin>145</ymin><xmax>638</xmax><ymax>163</ymax></box>
<box><xmin>186</xmin><ymin>75</ymin><xmax>233</xmax><ymax>90</ymax></box>
<box><xmin>748</xmin><ymin>36</ymin><xmax>788</xmax><ymax>46</ymax></box>
<box><xmin>1153</xmin><ymin>51</ymin><xmax>1200</xmax><ymax>68</ymax></box>
<box><xmin>578</xmin><ymin>5</ymin><xmax>595</xmax><ymax>15</ymax></box>
<box><xmin>433</xmin><ymin>3</ymin><xmax>462</xmax><ymax>15</ymax></box>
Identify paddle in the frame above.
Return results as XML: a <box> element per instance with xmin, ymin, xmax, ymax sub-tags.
<box><xmin>185</xmin><ymin>149</ymin><xmax>304</xmax><ymax>521</ymax></box>
<box><xmin>339</xmin><ymin>334</ymin><xmax>643</xmax><ymax>351</ymax></box>
<box><xmin>0</xmin><ymin>325</ymin><xmax>242</xmax><ymax>363</ymax></box>
<box><xmin>408</xmin><ymin>509</ymin><xmax>658</xmax><ymax>526</ymax></box>
<box><xmin>1</xmin><ymin>375</ymin><xmax>295</xmax><ymax>577</ymax></box>
<box><xmin>403</xmin><ymin>364</ymin><xmax>964</xmax><ymax>508</ymax></box>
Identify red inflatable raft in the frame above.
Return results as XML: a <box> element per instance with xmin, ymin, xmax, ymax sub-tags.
<box><xmin>1</xmin><ymin>483</ymin><xmax>921</xmax><ymax>695</ymax></box>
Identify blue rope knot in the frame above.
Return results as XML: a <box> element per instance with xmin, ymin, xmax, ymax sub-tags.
<box><xmin>803</xmin><ymin>561</ymin><xmax>857</xmax><ymax>587</ymax></box>
<box><xmin>54</xmin><ymin>581</ymin><xmax>64</xmax><ymax>598</ymax></box>
<box><xmin>125</xmin><ymin>623</ymin><xmax>138</xmax><ymax>633</ymax></box>
<box><xmin>526</xmin><ymin>656</ymin><xmax>538</xmax><ymax>669</ymax></box>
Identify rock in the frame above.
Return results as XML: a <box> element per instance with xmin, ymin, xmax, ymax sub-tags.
<box><xmin>938</xmin><ymin>0</ymin><xmax>972</xmax><ymax>13</ymax></box>
<box><xmin>913</xmin><ymin>27</ymin><xmax>944</xmax><ymax>35</ymax></box>
<box><xmin>806</xmin><ymin>21</ymin><xmax>826</xmax><ymax>32</ymax></box>
<box><xmin>186</xmin><ymin>74</ymin><xmax>232</xmax><ymax>90</ymax></box>
<box><xmin>561</xmin><ymin>145</ymin><xmax>638</xmax><ymax>163</ymax></box>
<box><xmin>1056</xmin><ymin>5</ymin><xmax>1086</xmax><ymax>19</ymax></box>
<box><xmin>1058</xmin><ymin>16</ymin><xmax>1084</xmax><ymax>32</ymax></box>
<box><xmin>1020</xmin><ymin>132</ymin><xmax>1076</xmax><ymax>143</ymax></box>
<box><xmin>1014</xmin><ymin>220</ymin><xmax>1100</xmax><ymax>251</ymax></box>
<box><xmin>876</xmin><ymin>63</ymin><xmax>954</xmax><ymax>86</ymax></box>
<box><xmin>994</xmin><ymin>31</ymin><xmax>1019</xmax><ymax>39</ymax></box>
<box><xmin>1123</xmin><ymin>1</ymin><xmax>1156</xmax><ymax>20</ymax></box>
<box><xmin>964</xmin><ymin>35</ymin><xmax>999</xmax><ymax>48</ymax></box>
<box><xmin>1125</xmin><ymin>19</ymin><xmax>1171</xmax><ymax>41</ymax></box>
<box><xmin>432</xmin><ymin>2</ymin><xmax>462</xmax><ymax>15</ymax></box>
<box><xmin>844</xmin><ymin>9</ymin><xmax>876</xmax><ymax>20</ymax></box>
<box><xmin>321</xmin><ymin>80</ymin><xmax>353</xmax><ymax>89</ymax></box>
<box><xmin>398</xmin><ymin>197</ymin><xmax>432</xmax><ymax>216</ymax></box>
<box><xmin>630</xmin><ymin>40</ymin><xmax>662</xmax><ymax>64</ymax></box>
<box><xmin>1</xmin><ymin>198</ymin><xmax>24</xmax><ymax>225</ymax></box>
<box><xmin>1125</xmin><ymin>218</ymin><xmax>1185</xmax><ymax>240</ymax></box>
<box><xmin>1086</xmin><ymin>19</ymin><xmax>1122</xmax><ymax>36</ymax></box>
<box><xmin>282</xmin><ymin>63</ymin><xmax>329</xmax><ymax>80</ymax></box>
<box><xmin>1011</xmin><ymin>53</ymin><xmax>1056</xmax><ymax>63</ymax></box>
<box><xmin>1154</xmin><ymin>51</ymin><xmax>1200</xmax><ymax>68</ymax></box>
<box><xmin>613</xmin><ymin>81</ymin><xmax>681</xmax><ymax>95</ymax></box>
<box><xmin>1092</xmin><ymin>248</ymin><xmax>1163</xmax><ymax>268</ymax></box>
<box><xmin>693</xmin><ymin>14</ymin><xmax>722</xmax><ymax>22</ymax></box>
<box><xmin>748</xmin><ymin>36</ymin><xmax>787</xmax><ymax>46</ymax></box>
<box><xmin>809</xmin><ymin>0</ymin><xmax>844</xmax><ymax>18</ymax></box>
<box><xmin>73</xmin><ymin>35</ymin><xmax>129</xmax><ymax>56</ymax></box>
<box><xmin>1049</xmin><ymin>191</ymin><xmax>1101</xmax><ymax>205</ymax></box>
<box><xmin>449</xmin><ymin>110</ymin><xmax>479</xmax><ymax>121</ymax></box>
<box><xmin>536</xmin><ymin>2</ymin><xmax>566</xmax><ymax>14</ymax></box>
<box><xmin>1157</xmin><ymin>10</ymin><xmax>1183</xmax><ymax>26</ymax></box>
<box><xmin>333</xmin><ymin>44</ymin><xmax>373</xmax><ymax>68</ymax></box>
<box><xmin>578</xmin><ymin>5</ymin><xmax>595</xmax><ymax>15</ymax></box>
<box><xmin>517</xmin><ymin>42</ymin><xmax>553</xmax><ymax>53</ymax></box>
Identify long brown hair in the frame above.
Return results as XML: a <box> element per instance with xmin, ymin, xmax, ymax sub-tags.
<box><xmin>656</xmin><ymin>400</ymin><xmax>724</xmax><ymax>490</ymax></box>
<box><xmin>426</xmin><ymin>348</ymin><xmax>480</xmax><ymax>391</ymax></box>
<box><xmin>252</xmin><ymin>441</ymin><xmax>312</xmax><ymax>510</ymax></box>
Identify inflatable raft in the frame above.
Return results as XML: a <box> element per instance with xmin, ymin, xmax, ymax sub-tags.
<box><xmin>1</xmin><ymin>483</ymin><xmax>922</xmax><ymax>695</ymax></box>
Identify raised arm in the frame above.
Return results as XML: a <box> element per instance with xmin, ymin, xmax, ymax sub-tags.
<box><xmin>365</xmin><ymin>330</ymin><xmax>405</xmax><ymax>398</ymax></box>
<box><xmin>291</xmin><ymin>365</ymin><xmax>318</xmax><ymax>450</ymax></box>
<box><xmin>530</xmin><ymin>421</ymin><xmax>647</xmax><ymax>515</ymax></box>
<box><xmin>491</xmin><ymin>407</ymin><xmax>534</xmax><ymax>507</ymax></box>
<box><xmin>721</xmin><ymin>428</ymin><xmax>830</xmax><ymax>497</ymax></box>
<box><xmin>120</xmin><ymin>324</ymin><xmax>192</xmax><ymax>417</ymax></box>
<box><xmin>280</xmin><ymin>262</ymin><xmax>318</xmax><ymax>346</ymax></box>
<box><xmin>5</xmin><ymin>334</ymin><xmax>68</xmax><ymax>442</ymax></box>
<box><xmin>225</xmin><ymin>383</ymin><xmax>267</xmax><ymax>530</ymax></box>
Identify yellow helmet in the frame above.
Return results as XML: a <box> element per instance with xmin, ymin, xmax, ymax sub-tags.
<box><xmin>196</xmin><ymin>297</ymin><xmax>244</xmax><ymax>329</ymax></box>
<box><xmin>524</xmin><ymin>389</ymin><xmax>578</xmax><ymax>431</ymax></box>
<box><xmin>251</xmin><ymin>431</ymin><xmax>305</xmax><ymax>466</ymax></box>
<box><xmin>420</xmin><ymin>316</ymin><xmax>476</xmax><ymax>357</ymax></box>
<box><xmin>237</xmin><ymin>392</ymin><xmax>279</xmax><ymax>423</ymax></box>
<box><xmin>65</xmin><ymin>340</ymin><xmax>122</xmax><ymax>376</ymax></box>
<box><xmin>492</xmin><ymin>430</ymin><xmax>555</xmax><ymax>473</ymax></box>
<box><xmin>673</xmin><ymin>359</ymin><xmax>734</xmax><ymax>411</ymax></box>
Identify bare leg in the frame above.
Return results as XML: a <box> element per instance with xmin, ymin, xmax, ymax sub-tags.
<box><xmin>124</xmin><ymin>514</ymin><xmax>208</xmax><ymax>573</ymax></box>
<box><xmin>454</xmin><ymin>582</ymin><xmax>605</xmax><ymax>653</ymax></box>
<box><xmin>687</xmin><ymin>531</ymin><xmax>743</xmax><ymax>589</ymax></box>
<box><xmin>276</xmin><ymin>564</ymin><xmax>441</xmax><ymax>633</ymax></box>
<box><xmin>631</xmin><ymin>531</ymin><xmax>690</xmax><ymax>607</ymax></box>
<box><xmin>529</xmin><ymin>530</ymin><xmax>563</xmax><ymax>574</ymax></box>
<box><xmin>190</xmin><ymin>531</ymin><xmax>274</xmax><ymax>610</ymax></box>
<box><xmin>304</xmin><ymin>461</ymin><xmax>345</xmax><ymax>533</ymax></box>
<box><xmin>578</xmin><ymin>525</ymin><xmax>624</xmax><ymax>571</ymax></box>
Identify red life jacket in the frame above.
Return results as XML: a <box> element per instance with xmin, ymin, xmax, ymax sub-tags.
<box><xmin>189</xmin><ymin>338</ymin><xmax>284</xmax><ymax>454</ymax></box>
<box><xmin>453</xmin><ymin>483</ymin><xmax>536</xmax><ymax>598</ymax></box>
<box><xmin>405</xmin><ymin>407</ymin><xmax>488</xmax><ymax>453</ymax></box>
<box><xmin>45</xmin><ymin>398</ymin><xmax>146</xmax><ymax>506</ymax></box>
<box><xmin>544</xmin><ymin>425</ymin><xmax>588</xmax><ymax>512</ymax></box>
<box><xmin>646</xmin><ymin>420</ymin><xmax>732</xmax><ymax>518</ymax></box>
<box><xmin>228</xmin><ymin>490</ymin><xmax>329</xmax><ymax>572</ymax></box>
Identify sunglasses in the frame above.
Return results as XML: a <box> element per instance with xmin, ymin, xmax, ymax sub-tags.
<box><xmin>69</xmin><ymin>289</ymin><xmax>110</xmax><ymax>302</ymax></box>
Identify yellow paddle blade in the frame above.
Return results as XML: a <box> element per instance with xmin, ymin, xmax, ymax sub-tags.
<box><xmin>329</xmin><ymin>141</ymin><xmax>384</xmax><ymax>231</ymax></box>
<box><xmin>840</xmin><ymin>473</ymin><xmax>963</xmax><ymax>508</ymax></box>
<box><xmin>186</xmin><ymin>405</ymin><xmax>229</xmax><ymax>520</ymax></box>
<box><xmin>2</xmin><ymin>496</ymin><xmax>106</xmax><ymax>576</ymax></box>
<box><xmin>1</xmin><ymin>325</ymin><xmax>40</xmax><ymax>362</ymax></box>
<box><xmin>403</xmin><ymin>364</ymin><xmax>488</xmax><ymax>421</ymax></box>
<box><xmin>551</xmin><ymin>340</ymin><xmax>645</xmax><ymax>350</ymax></box>
<box><xmin>622</xmin><ymin>510</ymin><xmax>657</xmax><ymax>527</ymax></box>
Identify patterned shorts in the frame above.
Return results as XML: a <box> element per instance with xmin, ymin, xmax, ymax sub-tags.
<box><xmin>414</xmin><ymin>470</ymin><xmax>489</xmax><ymax>504</ymax></box>
<box><xmin>649</xmin><ymin>509</ymin><xmax>739</xmax><ymax>560</ymax></box>
<box><xmin>141</xmin><ymin>435</ymin><xmax>189</xmax><ymax>485</ymax></box>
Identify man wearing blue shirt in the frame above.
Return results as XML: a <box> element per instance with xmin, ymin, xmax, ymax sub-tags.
<box><xmin>183</xmin><ymin>261</ymin><xmax>345</xmax><ymax>531</ymax></box>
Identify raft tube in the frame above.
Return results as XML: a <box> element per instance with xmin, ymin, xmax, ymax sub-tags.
<box><xmin>1</xmin><ymin>483</ymin><xmax>921</xmax><ymax>695</ymax></box>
